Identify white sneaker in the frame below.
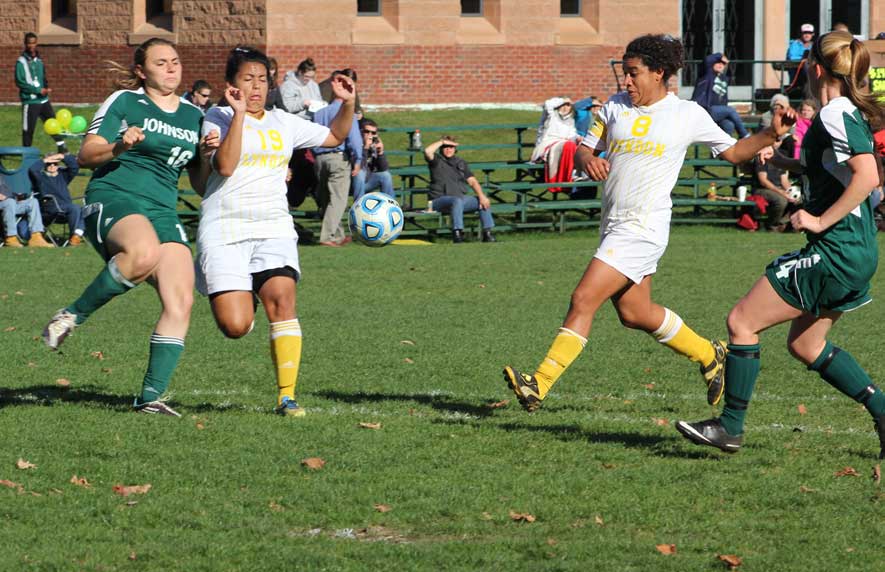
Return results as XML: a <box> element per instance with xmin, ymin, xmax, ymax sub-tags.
<box><xmin>42</xmin><ymin>309</ymin><xmax>77</xmax><ymax>350</ymax></box>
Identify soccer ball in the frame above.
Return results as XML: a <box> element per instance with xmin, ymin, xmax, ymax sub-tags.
<box><xmin>788</xmin><ymin>186</ymin><xmax>802</xmax><ymax>203</ymax></box>
<box><xmin>349</xmin><ymin>192</ymin><xmax>404</xmax><ymax>247</ymax></box>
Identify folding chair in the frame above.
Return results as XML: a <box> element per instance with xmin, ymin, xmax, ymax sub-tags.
<box><xmin>37</xmin><ymin>193</ymin><xmax>71</xmax><ymax>246</ymax></box>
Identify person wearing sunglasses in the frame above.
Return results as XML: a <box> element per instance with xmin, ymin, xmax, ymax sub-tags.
<box><xmin>352</xmin><ymin>118</ymin><xmax>394</xmax><ymax>202</ymax></box>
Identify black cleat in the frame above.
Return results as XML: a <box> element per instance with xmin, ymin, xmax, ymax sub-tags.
<box><xmin>875</xmin><ymin>416</ymin><xmax>885</xmax><ymax>460</ymax></box>
<box><xmin>675</xmin><ymin>417</ymin><xmax>742</xmax><ymax>453</ymax></box>
<box><xmin>503</xmin><ymin>366</ymin><xmax>543</xmax><ymax>412</ymax></box>
<box><xmin>701</xmin><ymin>340</ymin><xmax>727</xmax><ymax>406</ymax></box>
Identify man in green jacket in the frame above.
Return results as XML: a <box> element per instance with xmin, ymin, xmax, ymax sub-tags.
<box><xmin>16</xmin><ymin>33</ymin><xmax>66</xmax><ymax>151</ymax></box>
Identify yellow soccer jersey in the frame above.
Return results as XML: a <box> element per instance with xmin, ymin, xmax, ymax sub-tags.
<box><xmin>199</xmin><ymin>107</ymin><xmax>330</xmax><ymax>247</ymax></box>
<box><xmin>582</xmin><ymin>92</ymin><xmax>735</xmax><ymax>242</ymax></box>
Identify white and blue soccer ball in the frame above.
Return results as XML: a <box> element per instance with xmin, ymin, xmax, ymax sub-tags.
<box><xmin>349</xmin><ymin>192</ymin><xmax>404</xmax><ymax>247</ymax></box>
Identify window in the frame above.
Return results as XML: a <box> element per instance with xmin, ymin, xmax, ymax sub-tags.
<box><xmin>40</xmin><ymin>0</ymin><xmax>79</xmax><ymax>39</ymax></box>
<box><xmin>561</xmin><ymin>0</ymin><xmax>581</xmax><ymax>16</ymax></box>
<box><xmin>358</xmin><ymin>0</ymin><xmax>381</xmax><ymax>15</ymax></box>
<box><xmin>461</xmin><ymin>0</ymin><xmax>483</xmax><ymax>16</ymax></box>
<box><xmin>146</xmin><ymin>0</ymin><xmax>172</xmax><ymax>21</ymax></box>
<box><xmin>51</xmin><ymin>0</ymin><xmax>74</xmax><ymax>20</ymax></box>
<box><xmin>130</xmin><ymin>0</ymin><xmax>175</xmax><ymax>44</ymax></box>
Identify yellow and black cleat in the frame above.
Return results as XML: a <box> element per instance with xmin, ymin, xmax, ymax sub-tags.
<box><xmin>503</xmin><ymin>366</ymin><xmax>543</xmax><ymax>413</ymax></box>
<box><xmin>701</xmin><ymin>340</ymin><xmax>727</xmax><ymax>406</ymax></box>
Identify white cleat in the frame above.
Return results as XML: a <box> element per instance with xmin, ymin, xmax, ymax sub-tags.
<box><xmin>42</xmin><ymin>309</ymin><xmax>77</xmax><ymax>351</ymax></box>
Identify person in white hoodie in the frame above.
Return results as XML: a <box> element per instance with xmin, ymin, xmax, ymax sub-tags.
<box><xmin>278</xmin><ymin>57</ymin><xmax>323</xmax><ymax>119</ymax></box>
<box><xmin>531</xmin><ymin>97</ymin><xmax>583</xmax><ymax>185</ymax></box>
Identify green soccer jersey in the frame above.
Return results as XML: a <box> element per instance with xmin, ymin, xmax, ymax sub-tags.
<box><xmin>799</xmin><ymin>96</ymin><xmax>878</xmax><ymax>290</ymax></box>
<box><xmin>86</xmin><ymin>88</ymin><xmax>203</xmax><ymax>210</ymax></box>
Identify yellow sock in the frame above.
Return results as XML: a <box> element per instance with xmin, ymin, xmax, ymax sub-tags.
<box><xmin>533</xmin><ymin>327</ymin><xmax>587</xmax><ymax>398</ymax></box>
<box><xmin>270</xmin><ymin>319</ymin><xmax>302</xmax><ymax>405</ymax></box>
<box><xmin>650</xmin><ymin>308</ymin><xmax>714</xmax><ymax>365</ymax></box>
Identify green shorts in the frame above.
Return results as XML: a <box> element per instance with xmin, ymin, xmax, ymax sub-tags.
<box><xmin>82</xmin><ymin>191</ymin><xmax>189</xmax><ymax>261</ymax></box>
<box><xmin>765</xmin><ymin>248</ymin><xmax>871</xmax><ymax>315</ymax></box>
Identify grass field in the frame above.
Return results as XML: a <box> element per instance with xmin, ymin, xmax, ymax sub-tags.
<box><xmin>2</xmin><ymin>226</ymin><xmax>884</xmax><ymax>571</ymax></box>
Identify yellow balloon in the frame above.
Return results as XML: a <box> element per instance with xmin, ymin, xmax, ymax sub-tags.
<box><xmin>44</xmin><ymin>118</ymin><xmax>62</xmax><ymax>136</ymax></box>
<box><xmin>55</xmin><ymin>108</ymin><xmax>73</xmax><ymax>129</ymax></box>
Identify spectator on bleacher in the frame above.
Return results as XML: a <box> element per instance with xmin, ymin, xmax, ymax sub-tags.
<box><xmin>312</xmin><ymin>84</ymin><xmax>363</xmax><ymax>247</ymax></box>
<box><xmin>691</xmin><ymin>53</ymin><xmax>750</xmax><ymax>138</ymax></box>
<box><xmin>279</xmin><ymin>57</ymin><xmax>322</xmax><ymax>119</ymax></box>
<box><xmin>266</xmin><ymin>57</ymin><xmax>281</xmax><ymax>110</ymax></box>
<box><xmin>0</xmin><ymin>173</ymin><xmax>52</xmax><ymax>248</ymax></box>
<box><xmin>791</xmin><ymin>99</ymin><xmax>818</xmax><ymax>159</ymax></box>
<box><xmin>761</xmin><ymin>93</ymin><xmax>796</xmax><ymax>156</ymax></box>
<box><xmin>15</xmin><ymin>32</ymin><xmax>66</xmax><ymax>152</ymax></box>
<box><xmin>320</xmin><ymin>68</ymin><xmax>363</xmax><ymax>119</ymax></box>
<box><xmin>352</xmin><ymin>118</ymin><xmax>394</xmax><ymax>202</ymax></box>
<box><xmin>531</xmin><ymin>97</ymin><xmax>582</xmax><ymax>191</ymax></box>
<box><xmin>831</xmin><ymin>22</ymin><xmax>850</xmax><ymax>34</ymax></box>
<box><xmin>181</xmin><ymin>80</ymin><xmax>212</xmax><ymax>113</ymax></box>
<box><xmin>787</xmin><ymin>23</ymin><xmax>815</xmax><ymax>61</ymax></box>
<box><xmin>753</xmin><ymin>143</ymin><xmax>797</xmax><ymax>232</ymax></box>
<box><xmin>573</xmin><ymin>96</ymin><xmax>604</xmax><ymax>137</ymax></box>
<box><xmin>424</xmin><ymin>136</ymin><xmax>496</xmax><ymax>243</ymax></box>
<box><xmin>28</xmin><ymin>152</ymin><xmax>83</xmax><ymax>246</ymax></box>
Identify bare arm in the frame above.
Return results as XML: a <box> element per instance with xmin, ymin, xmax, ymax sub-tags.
<box><xmin>765</xmin><ymin>148</ymin><xmax>804</xmax><ymax>173</ymax></box>
<box><xmin>77</xmin><ymin>129</ymin><xmax>145</xmax><ymax>169</ymax></box>
<box><xmin>319</xmin><ymin>75</ymin><xmax>357</xmax><ymax>148</ymax></box>
<box><xmin>791</xmin><ymin>154</ymin><xmax>879</xmax><ymax>233</ymax></box>
<box><xmin>187</xmin><ymin>130</ymin><xmax>220</xmax><ymax>197</ymax></box>
<box><xmin>720</xmin><ymin>109</ymin><xmax>797</xmax><ymax>165</ymax></box>
<box><xmin>213</xmin><ymin>87</ymin><xmax>247</xmax><ymax>178</ymax></box>
<box><xmin>575</xmin><ymin>143</ymin><xmax>609</xmax><ymax>180</ymax></box>
<box><xmin>424</xmin><ymin>139</ymin><xmax>446</xmax><ymax>162</ymax></box>
<box><xmin>467</xmin><ymin>176</ymin><xmax>490</xmax><ymax>210</ymax></box>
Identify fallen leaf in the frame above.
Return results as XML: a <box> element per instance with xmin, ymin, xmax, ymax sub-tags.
<box><xmin>113</xmin><ymin>484</ymin><xmax>152</xmax><ymax>497</ymax></box>
<box><xmin>570</xmin><ymin>519</ymin><xmax>586</xmax><ymax>528</ymax></box>
<box><xmin>594</xmin><ymin>515</ymin><xmax>605</xmax><ymax>526</ymax></box>
<box><xmin>480</xmin><ymin>511</ymin><xmax>492</xmax><ymax>520</ymax></box>
<box><xmin>644</xmin><ymin>383</ymin><xmax>655</xmax><ymax>390</ymax></box>
<box><xmin>56</xmin><ymin>378</ymin><xmax>71</xmax><ymax>387</ymax></box>
<box><xmin>846</xmin><ymin>547</ymin><xmax>855</xmax><ymax>552</ymax></box>
<box><xmin>718</xmin><ymin>554</ymin><xmax>743</xmax><ymax>569</ymax></box>
<box><xmin>359</xmin><ymin>422</ymin><xmax>382</xmax><ymax>430</ymax></box>
<box><xmin>799</xmin><ymin>485</ymin><xmax>817</xmax><ymax>493</ymax></box>
<box><xmin>196</xmin><ymin>422</ymin><xmax>205</xmax><ymax>430</ymax></box>
<box><xmin>623</xmin><ymin>400</ymin><xmax>634</xmax><ymax>405</ymax></box>
<box><xmin>3</xmin><ymin>326</ymin><xmax>15</xmax><ymax>332</ymax></box>
<box><xmin>656</xmin><ymin>544</ymin><xmax>677</xmax><ymax>555</ymax></box>
<box><xmin>269</xmin><ymin>501</ymin><xmax>284</xmax><ymax>512</ymax></box>
<box><xmin>0</xmin><ymin>479</ymin><xmax>20</xmax><ymax>488</ymax></box>
<box><xmin>128</xmin><ymin>552</ymin><xmax>137</xmax><ymax>561</ymax></box>
<box><xmin>399</xmin><ymin>339</ymin><xmax>415</xmax><ymax>346</ymax></box>
<box><xmin>50</xmin><ymin>488</ymin><xmax>63</xmax><ymax>495</ymax></box>
<box><xmin>546</xmin><ymin>538</ymin><xmax>558</xmax><ymax>546</ymax></box>
<box><xmin>643</xmin><ymin>367</ymin><xmax>652</xmax><ymax>374</ymax></box>
<box><xmin>408</xmin><ymin>408</ymin><xmax>415</xmax><ymax>416</ymax></box>
<box><xmin>601</xmin><ymin>463</ymin><xmax>616</xmax><ymax>470</ymax></box>
<box><xmin>508</xmin><ymin>510</ymin><xmax>536</xmax><ymax>523</ymax></box>
<box><xmin>27</xmin><ymin>362</ymin><xmax>36</xmax><ymax>368</ymax></box>
<box><xmin>486</xmin><ymin>399</ymin><xmax>509</xmax><ymax>409</ymax></box>
<box><xmin>403</xmin><ymin>357</ymin><xmax>414</xmax><ymax>364</ymax></box>
<box><xmin>14</xmin><ymin>291</ymin><xmax>24</xmax><ymax>296</ymax></box>
<box><xmin>873</xmin><ymin>464</ymin><xmax>881</xmax><ymax>485</ymax></box>
<box><xmin>835</xmin><ymin>466</ymin><xmax>860</xmax><ymax>478</ymax></box>
<box><xmin>70</xmin><ymin>475</ymin><xmax>91</xmax><ymax>488</ymax></box>
<box><xmin>797</xmin><ymin>404</ymin><xmax>807</xmax><ymax>415</ymax></box>
<box><xmin>302</xmin><ymin>457</ymin><xmax>326</xmax><ymax>470</ymax></box>
<box><xmin>653</xmin><ymin>418</ymin><xmax>669</xmax><ymax>426</ymax></box>
<box><xmin>374</xmin><ymin>503</ymin><xmax>392</xmax><ymax>513</ymax></box>
<box><xmin>478</xmin><ymin>283</ymin><xmax>486</xmax><ymax>288</ymax></box>
<box><xmin>101</xmin><ymin>368</ymin><xmax>112</xmax><ymax>374</ymax></box>
<box><xmin>125</xmin><ymin>501</ymin><xmax>138</xmax><ymax>506</ymax></box>
<box><xmin>536</xmin><ymin>280</ymin><xmax>544</xmax><ymax>285</ymax></box>
<box><xmin>15</xmin><ymin>459</ymin><xmax>36</xmax><ymax>470</ymax></box>
<box><xmin>90</xmin><ymin>351</ymin><xmax>105</xmax><ymax>360</ymax></box>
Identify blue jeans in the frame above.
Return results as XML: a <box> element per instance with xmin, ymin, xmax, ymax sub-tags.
<box><xmin>352</xmin><ymin>169</ymin><xmax>395</xmax><ymax>202</ymax></box>
<box><xmin>430</xmin><ymin>195</ymin><xmax>494</xmax><ymax>230</ymax></box>
<box><xmin>710</xmin><ymin>105</ymin><xmax>749</xmax><ymax>138</ymax></box>
<box><xmin>1</xmin><ymin>196</ymin><xmax>44</xmax><ymax>237</ymax></box>
<box><xmin>46</xmin><ymin>201</ymin><xmax>85</xmax><ymax>235</ymax></box>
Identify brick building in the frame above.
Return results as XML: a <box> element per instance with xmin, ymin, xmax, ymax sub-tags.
<box><xmin>0</xmin><ymin>1</ymin><xmax>882</xmax><ymax>105</ymax></box>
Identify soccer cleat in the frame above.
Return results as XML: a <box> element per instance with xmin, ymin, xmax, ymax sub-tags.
<box><xmin>675</xmin><ymin>417</ymin><xmax>742</xmax><ymax>453</ymax></box>
<box><xmin>875</xmin><ymin>416</ymin><xmax>885</xmax><ymax>460</ymax></box>
<box><xmin>42</xmin><ymin>308</ymin><xmax>77</xmax><ymax>350</ymax></box>
<box><xmin>274</xmin><ymin>396</ymin><xmax>306</xmax><ymax>417</ymax></box>
<box><xmin>701</xmin><ymin>340</ymin><xmax>727</xmax><ymax>406</ymax></box>
<box><xmin>503</xmin><ymin>366</ymin><xmax>543</xmax><ymax>412</ymax></box>
<box><xmin>133</xmin><ymin>397</ymin><xmax>182</xmax><ymax>417</ymax></box>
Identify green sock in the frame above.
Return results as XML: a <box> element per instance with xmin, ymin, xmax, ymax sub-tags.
<box><xmin>719</xmin><ymin>343</ymin><xmax>761</xmax><ymax>436</ymax></box>
<box><xmin>810</xmin><ymin>342</ymin><xmax>885</xmax><ymax>419</ymax></box>
<box><xmin>140</xmin><ymin>334</ymin><xmax>185</xmax><ymax>403</ymax></box>
<box><xmin>68</xmin><ymin>256</ymin><xmax>136</xmax><ymax>325</ymax></box>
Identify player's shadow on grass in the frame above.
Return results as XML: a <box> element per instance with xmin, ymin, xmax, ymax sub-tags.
<box><xmin>315</xmin><ymin>389</ymin><xmax>497</xmax><ymax>417</ymax></box>
<box><xmin>0</xmin><ymin>384</ymin><xmax>133</xmax><ymax>411</ymax></box>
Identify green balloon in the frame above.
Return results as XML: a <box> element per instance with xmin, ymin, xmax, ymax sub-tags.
<box><xmin>70</xmin><ymin>115</ymin><xmax>87</xmax><ymax>134</ymax></box>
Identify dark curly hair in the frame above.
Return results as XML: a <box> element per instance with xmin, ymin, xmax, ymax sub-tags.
<box><xmin>623</xmin><ymin>34</ymin><xmax>684</xmax><ymax>81</ymax></box>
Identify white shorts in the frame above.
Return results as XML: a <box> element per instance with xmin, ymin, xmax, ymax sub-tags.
<box><xmin>593</xmin><ymin>228</ymin><xmax>667</xmax><ymax>285</ymax></box>
<box><xmin>196</xmin><ymin>238</ymin><xmax>301</xmax><ymax>296</ymax></box>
